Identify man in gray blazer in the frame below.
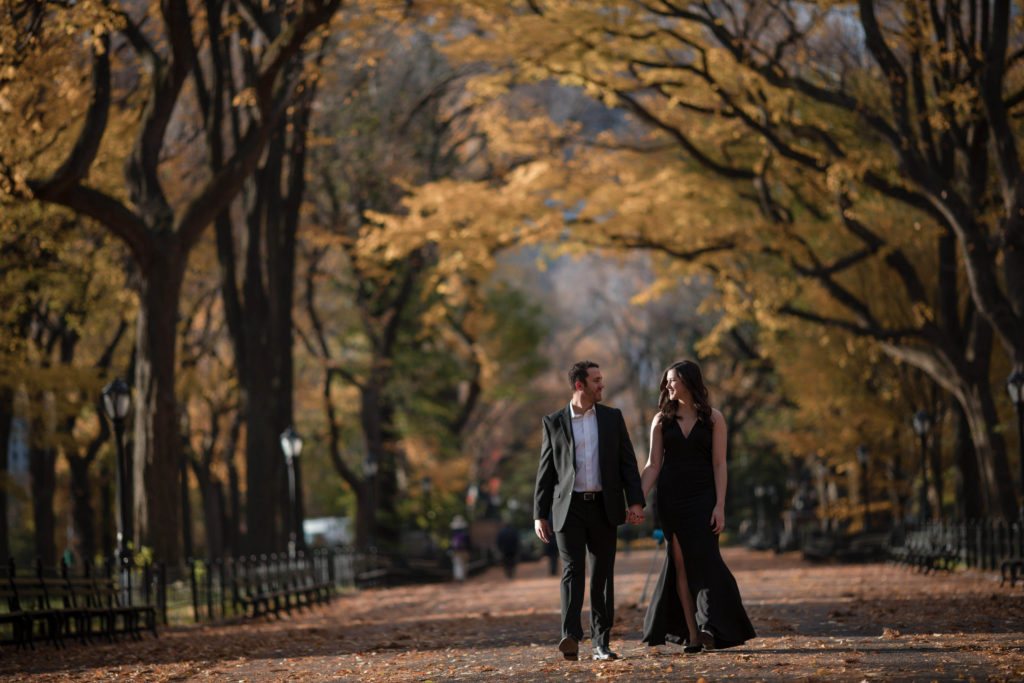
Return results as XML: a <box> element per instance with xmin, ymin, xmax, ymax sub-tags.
<box><xmin>534</xmin><ymin>360</ymin><xmax>645</xmax><ymax>661</ymax></box>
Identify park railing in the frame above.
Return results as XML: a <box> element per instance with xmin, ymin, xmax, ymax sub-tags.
<box><xmin>164</xmin><ymin>545</ymin><xmax>491</xmax><ymax>625</ymax></box>
<box><xmin>889</xmin><ymin>517</ymin><xmax>1024</xmax><ymax>585</ymax></box>
<box><xmin>3</xmin><ymin>544</ymin><xmax>496</xmax><ymax>641</ymax></box>
<box><xmin>163</xmin><ymin>547</ymin><xmax>354</xmax><ymax>625</ymax></box>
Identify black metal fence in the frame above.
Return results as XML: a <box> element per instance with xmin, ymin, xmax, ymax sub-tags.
<box><xmin>164</xmin><ymin>545</ymin><xmax>492</xmax><ymax>625</ymax></box>
<box><xmin>890</xmin><ymin>517</ymin><xmax>1024</xmax><ymax>579</ymax></box>
<box><xmin>164</xmin><ymin>548</ymin><xmax>351</xmax><ymax>625</ymax></box>
<box><xmin>3</xmin><ymin>544</ymin><xmax>494</xmax><ymax>643</ymax></box>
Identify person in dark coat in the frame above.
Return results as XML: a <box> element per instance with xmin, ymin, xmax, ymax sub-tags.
<box><xmin>496</xmin><ymin>522</ymin><xmax>520</xmax><ymax>578</ymax></box>
<box><xmin>534</xmin><ymin>360</ymin><xmax>646</xmax><ymax>662</ymax></box>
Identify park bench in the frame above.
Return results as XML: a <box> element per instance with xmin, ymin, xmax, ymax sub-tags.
<box><xmin>892</xmin><ymin>539</ymin><xmax>959</xmax><ymax>573</ymax></box>
<box><xmin>999</xmin><ymin>556</ymin><xmax>1024</xmax><ymax>587</ymax></box>
<box><xmin>353</xmin><ymin>554</ymin><xmax>458</xmax><ymax>587</ymax></box>
<box><xmin>231</xmin><ymin>555</ymin><xmax>332</xmax><ymax>619</ymax></box>
<box><xmin>0</xmin><ymin>558</ymin><xmax>157</xmax><ymax>650</ymax></box>
<box><xmin>835</xmin><ymin>531</ymin><xmax>891</xmax><ymax>562</ymax></box>
<box><xmin>1</xmin><ymin>559</ymin><xmax>86</xmax><ymax>649</ymax></box>
<box><xmin>76</xmin><ymin>564</ymin><xmax>158</xmax><ymax>641</ymax></box>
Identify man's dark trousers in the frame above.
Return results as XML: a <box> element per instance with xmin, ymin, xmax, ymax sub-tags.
<box><xmin>556</xmin><ymin>491</ymin><xmax>616</xmax><ymax>647</ymax></box>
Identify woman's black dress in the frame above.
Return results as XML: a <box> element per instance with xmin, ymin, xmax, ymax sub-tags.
<box><xmin>641</xmin><ymin>417</ymin><xmax>756</xmax><ymax>648</ymax></box>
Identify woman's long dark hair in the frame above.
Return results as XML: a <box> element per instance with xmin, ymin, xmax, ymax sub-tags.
<box><xmin>658</xmin><ymin>360</ymin><xmax>712</xmax><ymax>429</ymax></box>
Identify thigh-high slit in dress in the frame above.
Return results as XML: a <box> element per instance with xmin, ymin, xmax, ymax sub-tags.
<box><xmin>641</xmin><ymin>418</ymin><xmax>756</xmax><ymax>649</ymax></box>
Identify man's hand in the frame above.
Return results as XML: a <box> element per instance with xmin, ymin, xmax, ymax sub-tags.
<box><xmin>626</xmin><ymin>504</ymin><xmax>645</xmax><ymax>525</ymax></box>
<box><xmin>535</xmin><ymin>518</ymin><xmax>553</xmax><ymax>544</ymax></box>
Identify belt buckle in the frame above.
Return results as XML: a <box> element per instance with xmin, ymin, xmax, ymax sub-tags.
<box><xmin>583</xmin><ymin>492</ymin><xmax>596</xmax><ymax>501</ymax></box>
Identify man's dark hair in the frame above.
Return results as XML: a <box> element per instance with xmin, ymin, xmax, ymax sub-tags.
<box><xmin>569</xmin><ymin>360</ymin><xmax>599</xmax><ymax>390</ymax></box>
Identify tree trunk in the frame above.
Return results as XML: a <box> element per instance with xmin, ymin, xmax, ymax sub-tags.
<box><xmin>929</xmin><ymin>423</ymin><xmax>944</xmax><ymax>519</ymax></box>
<box><xmin>957</xmin><ymin>382</ymin><xmax>1017</xmax><ymax>519</ymax></box>
<box><xmin>132</xmin><ymin>252</ymin><xmax>185</xmax><ymax>565</ymax></box>
<box><xmin>953</xmin><ymin>402</ymin><xmax>983</xmax><ymax>518</ymax></box>
<box><xmin>354</xmin><ymin>485</ymin><xmax>374</xmax><ymax>548</ymax></box>
<box><xmin>64</xmin><ymin>401</ymin><xmax>110</xmax><ymax>568</ymax></box>
<box><xmin>361</xmin><ymin>379</ymin><xmax>401</xmax><ymax>547</ymax></box>
<box><xmin>67</xmin><ymin>454</ymin><xmax>97</xmax><ymax>564</ymax></box>
<box><xmin>880</xmin><ymin>314</ymin><xmax>1013</xmax><ymax>518</ymax></box>
<box><xmin>222</xmin><ymin>124</ymin><xmax>300</xmax><ymax>555</ymax></box>
<box><xmin>191</xmin><ymin>461</ymin><xmax>226</xmax><ymax>560</ymax></box>
<box><xmin>0</xmin><ymin>387</ymin><xmax>12</xmax><ymax>562</ymax></box>
<box><xmin>885</xmin><ymin>426</ymin><xmax>906</xmax><ymax>525</ymax></box>
<box><xmin>242</xmin><ymin>386</ymin><xmax>284</xmax><ymax>553</ymax></box>
<box><xmin>28</xmin><ymin>444</ymin><xmax>57</xmax><ymax>568</ymax></box>
<box><xmin>210</xmin><ymin>480</ymin><xmax>227</xmax><ymax>560</ymax></box>
<box><xmin>180</xmin><ymin>454</ymin><xmax>193</xmax><ymax>560</ymax></box>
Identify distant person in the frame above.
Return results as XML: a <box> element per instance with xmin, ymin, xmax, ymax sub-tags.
<box><xmin>534</xmin><ymin>360</ymin><xmax>645</xmax><ymax>662</ymax></box>
<box><xmin>496</xmin><ymin>521</ymin><xmax>520</xmax><ymax>578</ymax></box>
<box><xmin>450</xmin><ymin>515</ymin><xmax>470</xmax><ymax>582</ymax></box>
<box><xmin>640</xmin><ymin>360</ymin><xmax>755</xmax><ymax>653</ymax></box>
<box><xmin>620</xmin><ymin>522</ymin><xmax>636</xmax><ymax>556</ymax></box>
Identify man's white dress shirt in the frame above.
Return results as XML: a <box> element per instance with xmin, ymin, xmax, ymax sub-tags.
<box><xmin>569</xmin><ymin>403</ymin><xmax>601</xmax><ymax>492</ymax></box>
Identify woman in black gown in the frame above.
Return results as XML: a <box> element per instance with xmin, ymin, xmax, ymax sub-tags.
<box><xmin>640</xmin><ymin>360</ymin><xmax>755</xmax><ymax>652</ymax></box>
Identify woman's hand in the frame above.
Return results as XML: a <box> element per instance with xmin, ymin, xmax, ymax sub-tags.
<box><xmin>710</xmin><ymin>505</ymin><xmax>725</xmax><ymax>535</ymax></box>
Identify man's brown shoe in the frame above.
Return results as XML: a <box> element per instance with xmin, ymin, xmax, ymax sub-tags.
<box><xmin>558</xmin><ymin>636</ymin><xmax>579</xmax><ymax>660</ymax></box>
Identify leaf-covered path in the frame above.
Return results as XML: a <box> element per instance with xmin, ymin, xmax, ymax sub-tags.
<box><xmin>5</xmin><ymin>547</ymin><xmax>1022</xmax><ymax>681</ymax></box>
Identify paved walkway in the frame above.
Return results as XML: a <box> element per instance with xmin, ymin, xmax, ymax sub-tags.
<box><xmin>4</xmin><ymin>547</ymin><xmax>1022</xmax><ymax>681</ymax></box>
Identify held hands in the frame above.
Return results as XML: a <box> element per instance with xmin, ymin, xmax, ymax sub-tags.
<box><xmin>626</xmin><ymin>504</ymin><xmax>645</xmax><ymax>526</ymax></box>
<box><xmin>710</xmin><ymin>505</ymin><xmax>725</xmax><ymax>535</ymax></box>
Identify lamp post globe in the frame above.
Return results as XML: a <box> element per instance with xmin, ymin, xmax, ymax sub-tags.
<box><xmin>280</xmin><ymin>427</ymin><xmax>303</xmax><ymax>556</ymax></box>
<box><xmin>280</xmin><ymin>427</ymin><xmax>303</xmax><ymax>460</ymax></box>
<box><xmin>856</xmin><ymin>445</ymin><xmax>870</xmax><ymax>530</ymax></box>
<box><xmin>102</xmin><ymin>378</ymin><xmax>132</xmax><ymax>421</ymax></box>
<box><xmin>912</xmin><ymin>410</ymin><xmax>932</xmax><ymax>522</ymax></box>
<box><xmin>912</xmin><ymin>410</ymin><xmax>932</xmax><ymax>438</ymax></box>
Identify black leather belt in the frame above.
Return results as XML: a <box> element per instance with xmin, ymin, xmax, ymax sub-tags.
<box><xmin>574</xmin><ymin>491</ymin><xmax>602</xmax><ymax>501</ymax></box>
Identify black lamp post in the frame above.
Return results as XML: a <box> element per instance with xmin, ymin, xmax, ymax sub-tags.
<box><xmin>856</xmin><ymin>445</ymin><xmax>870</xmax><ymax>531</ymax></box>
<box><xmin>814</xmin><ymin>459</ymin><xmax>830</xmax><ymax>526</ymax></box>
<box><xmin>1007</xmin><ymin>370</ymin><xmax>1024</xmax><ymax>516</ymax></box>
<box><xmin>912</xmin><ymin>410</ymin><xmax>932</xmax><ymax>522</ymax></box>
<box><xmin>420</xmin><ymin>475</ymin><xmax>433</xmax><ymax>532</ymax></box>
<box><xmin>279</xmin><ymin>427</ymin><xmax>303</xmax><ymax>557</ymax></box>
<box><xmin>364</xmin><ymin>455</ymin><xmax>378</xmax><ymax>548</ymax></box>
<box><xmin>506</xmin><ymin>498</ymin><xmax>521</xmax><ymax>528</ymax></box>
<box><xmin>101</xmin><ymin>378</ymin><xmax>132</xmax><ymax>583</ymax></box>
<box><xmin>753</xmin><ymin>485</ymin><xmax>766</xmax><ymax>533</ymax></box>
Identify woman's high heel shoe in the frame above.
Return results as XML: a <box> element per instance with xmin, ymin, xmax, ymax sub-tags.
<box><xmin>683</xmin><ymin>637</ymin><xmax>702</xmax><ymax>653</ymax></box>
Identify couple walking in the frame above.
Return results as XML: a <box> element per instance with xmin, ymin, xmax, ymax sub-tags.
<box><xmin>533</xmin><ymin>360</ymin><xmax>755</xmax><ymax>661</ymax></box>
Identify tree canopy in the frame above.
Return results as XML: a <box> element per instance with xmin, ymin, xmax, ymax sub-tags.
<box><xmin>3</xmin><ymin>0</ymin><xmax>1023</xmax><ymax>568</ymax></box>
